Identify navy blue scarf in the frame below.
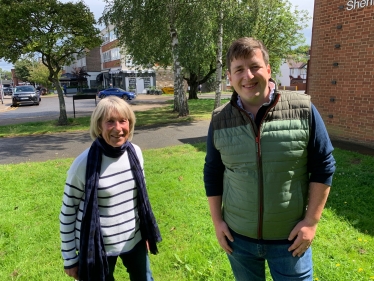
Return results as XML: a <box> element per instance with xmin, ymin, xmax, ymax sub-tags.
<box><xmin>78</xmin><ymin>137</ymin><xmax>161</xmax><ymax>281</ymax></box>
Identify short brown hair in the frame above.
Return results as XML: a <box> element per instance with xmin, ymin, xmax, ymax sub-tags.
<box><xmin>89</xmin><ymin>96</ymin><xmax>136</xmax><ymax>141</ymax></box>
<box><xmin>226</xmin><ymin>37</ymin><xmax>269</xmax><ymax>72</ymax></box>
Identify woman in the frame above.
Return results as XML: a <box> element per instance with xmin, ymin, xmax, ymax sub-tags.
<box><xmin>59</xmin><ymin>96</ymin><xmax>161</xmax><ymax>281</ymax></box>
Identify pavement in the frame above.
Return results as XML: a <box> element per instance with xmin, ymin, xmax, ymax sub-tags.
<box><xmin>0</xmin><ymin>95</ymin><xmax>11</xmax><ymax>112</ymax></box>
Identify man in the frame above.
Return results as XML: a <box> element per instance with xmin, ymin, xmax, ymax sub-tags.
<box><xmin>203</xmin><ymin>37</ymin><xmax>336</xmax><ymax>280</ymax></box>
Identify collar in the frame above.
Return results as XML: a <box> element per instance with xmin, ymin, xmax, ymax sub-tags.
<box><xmin>236</xmin><ymin>80</ymin><xmax>276</xmax><ymax>119</ymax></box>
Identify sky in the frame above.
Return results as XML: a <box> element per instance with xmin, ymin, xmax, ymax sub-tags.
<box><xmin>0</xmin><ymin>0</ymin><xmax>314</xmax><ymax>72</ymax></box>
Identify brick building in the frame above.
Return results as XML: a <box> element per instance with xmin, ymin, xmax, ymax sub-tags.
<box><xmin>308</xmin><ymin>0</ymin><xmax>374</xmax><ymax>149</ymax></box>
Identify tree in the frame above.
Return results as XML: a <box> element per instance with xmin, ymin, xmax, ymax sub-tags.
<box><xmin>289</xmin><ymin>44</ymin><xmax>310</xmax><ymax>63</ymax></box>
<box><xmin>101</xmin><ymin>0</ymin><xmax>309</xmax><ymax>114</ymax></box>
<box><xmin>101</xmin><ymin>0</ymin><xmax>219</xmax><ymax>116</ymax></box>
<box><xmin>14</xmin><ymin>59</ymin><xmax>34</xmax><ymax>84</ymax></box>
<box><xmin>0</xmin><ymin>69</ymin><xmax>12</xmax><ymax>82</ymax></box>
<box><xmin>71</xmin><ymin>67</ymin><xmax>90</xmax><ymax>92</ymax></box>
<box><xmin>0</xmin><ymin>0</ymin><xmax>102</xmax><ymax>125</ymax></box>
<box><xmin>28</xmin><ymin>61</ymin><xmax>56</xmax><ymax>89</ymax></box>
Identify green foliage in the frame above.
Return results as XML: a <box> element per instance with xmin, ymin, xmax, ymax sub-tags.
<box><xmin>14</xmin><ymin>59</ymin><xmax>33</xmax><ymax>83</ymax></box>
<box><xmin>101</xmin><ymin>0</ymin><xmax>310</xmax><ymax>84</ymax></box>
<box><xmin>0</xmin><ymin>69</ymin><xmax>12</xmax><ymax>81</ymax></box>
<box><xmin>289</xmin><ymin>44</ymin><xmax>310</xmax><ymax>63</ymax></box>
<box><xmin>28</xmin><ymin>61</ymin><xmax>56</xmax><ymax>89</ymax></box>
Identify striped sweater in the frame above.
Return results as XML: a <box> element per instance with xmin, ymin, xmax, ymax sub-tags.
<box><xmin>59</xmin><ymin>144</ymin><xmax>144</xmax><ymax>268</ymax></box>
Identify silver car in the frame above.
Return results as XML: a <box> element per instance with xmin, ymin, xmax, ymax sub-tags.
<box><xmin>12</xmin><ymin>85</ymin><xmax>41</xmax><ymax>106</ymax></box>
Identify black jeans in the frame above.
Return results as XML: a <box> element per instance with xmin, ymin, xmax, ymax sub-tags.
<box><xmin>106</xmin><ymin>240</ymin><xmax>153</xmax><ymax>281</ymax></box>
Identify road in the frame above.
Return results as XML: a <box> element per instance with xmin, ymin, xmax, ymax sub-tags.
<box><xmin>0</xmin><ymin>93</ymin><xmax>177</xmax><ymax>125</ymax></box>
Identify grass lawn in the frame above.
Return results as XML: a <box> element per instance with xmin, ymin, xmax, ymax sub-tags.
<box><xmin>0</xmin><ymin>97</ymin><xmax>373</xmax><ymax>280</ymax></box>
<box><xmin>0</xmin><ymin>145</ymin><xmax>373</xmax><ymax>280</ymax></box>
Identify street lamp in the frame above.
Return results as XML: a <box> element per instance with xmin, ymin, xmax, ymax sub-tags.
<box><xmin>0</xmin><ymin>73</ymin><xmax>4</xmax><ymax>104</ymax></box>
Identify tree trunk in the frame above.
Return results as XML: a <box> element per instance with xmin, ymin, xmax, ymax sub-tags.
<box><xmin>176</xmin><ymin>71</ymin><xmax>189</xmax><ymax>116</ymax></box>
<box><xmin>188</xmin><ymin>73</ymin><xmax>199</xmax><ymax>100</ymax></box>
<box><xmin>169</xmin><ymin>20</ymin><xmax>189</xmax><ymax>116</ymax></box>
<box><xmin>214</xmin><ymin>6</ymin><xmax>224</xmax><ymax>109</ymax></box>
<box><xmin>52</xmin><ymin>75</ymin><xmax>68</xmax><ymax>125</ymax></box>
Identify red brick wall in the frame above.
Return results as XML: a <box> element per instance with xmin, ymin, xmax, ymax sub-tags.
<box><xmin>102</xmin><ymin>40</ymin><xmax>119</xmax><ymax>53</ymax></box>
<box><xmin>308</xmin><ymin>1</ymin><xmax>374</xmax><ymax>148</ymax></box>
<box><xmin>85</xmin><ymin>47</ymin><xmax>101</xmax><ymax>72</ymax></box>
<box><xmin>103</xmin><ymin>60</ymin><xmax>121</xmax><ymax>69</ymax></box>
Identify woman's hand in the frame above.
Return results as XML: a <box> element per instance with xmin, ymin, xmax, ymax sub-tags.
<box><xmin>64</xmin><ymin>266</ymin><xmax>79</xmax><ymax>280</ymax></box>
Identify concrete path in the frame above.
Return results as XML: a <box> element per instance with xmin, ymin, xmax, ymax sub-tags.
<box><xmin>0</xmin><ymin>120</ymin><xmax>210</xmax><ymax>165</ymax></box>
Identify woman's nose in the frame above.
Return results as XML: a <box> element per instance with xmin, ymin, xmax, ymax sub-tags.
<box><xmin>114</xmin><ymin>121</ymin><xmax>122</xmax><ymax>130</ymax></box>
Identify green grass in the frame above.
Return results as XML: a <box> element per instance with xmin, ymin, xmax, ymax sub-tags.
<box><xmin>0</xmin><ymin>99</ymin><xmax>229</xmax><ymax>138</ymax></box>
<box><xmin>0</xmin><ymin>145</ymin><xmax>374</xmax><ymax>280</ymax></box>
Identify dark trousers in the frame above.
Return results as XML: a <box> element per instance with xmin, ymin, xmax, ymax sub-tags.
<box><xmin>106</xmin><ymin>240</ymin><xmax>154</xmax><ymax>281</ymax></box>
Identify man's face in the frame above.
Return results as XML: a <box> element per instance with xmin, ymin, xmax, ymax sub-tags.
<box><xmin>227</xmin><ymin>49</ymin><xmax>271</xmax><ymax>108</ymax></box>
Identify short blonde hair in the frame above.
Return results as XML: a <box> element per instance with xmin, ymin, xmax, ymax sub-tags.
<box><xmin>89</xmin><ymin>96</ymin><xmax>136</xmax><ymax>141</ymax></box>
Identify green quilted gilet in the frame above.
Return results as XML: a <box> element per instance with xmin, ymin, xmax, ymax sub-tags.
<box><xmin>212</xmin><ymin>92</ymin><xmax>311</xmax><ymax>240</ymax></box>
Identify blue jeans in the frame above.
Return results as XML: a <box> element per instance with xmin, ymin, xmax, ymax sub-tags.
<box><xmin>106</xmin><ymin>240</ymin><xmax>154</xmax><ymax>281</ymax></box>
<box><xmin>227</xmin><ymin>231</ymin><xmax>313</xmax><ymax>281</ymax></box>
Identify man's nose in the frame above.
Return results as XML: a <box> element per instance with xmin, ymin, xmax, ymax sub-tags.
<box><xmin>245</xmin><ymin>68</ymin><xmax>254</xmax><ymax>79</ymax></box>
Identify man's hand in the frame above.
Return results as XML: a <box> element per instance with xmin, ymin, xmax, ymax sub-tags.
<box><xmin>64</xmin><ymin>266</ymin><xmax>79</xmax><ymax>280</ymax></box>
<box><xmin>287</xmin><ymin>220</ymin><xmax>316</xmax><ymax>257</ymax></box>
<box><xmin>288</xmin><ymin>183</ymin><xmax>330</xmax><ymax>257</ymax></box>
<box><xmin>207</xmin><ymin>196</ymin><xmax>234</xmax><ymax>254</ymax></box>
<box><xmin>214</xmin><ymin>220</ymin><xmax>234</xmax><ymax>254</ymax></box>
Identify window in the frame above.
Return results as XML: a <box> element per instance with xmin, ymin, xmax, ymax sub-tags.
<box><xmin>102</xmin><ymin>51</ymin><xmax>111</xmax><ymax>62</ymax></box>
<box><xmin>102</xmin><ymin>32</ymin><xmax>109</xmax><ymax>44</ymax></box>
<box><xmin>110</xmin><ymin>29</ymin><xmax>117</xmax><ymax>41</ymax></box>
<box><xmin>111</xmin><ymin>48</ymin><xmax>120</xmax><ymax>60</ymax></box>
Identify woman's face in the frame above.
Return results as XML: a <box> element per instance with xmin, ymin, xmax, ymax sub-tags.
<box><xmin>100</xmin><ymin>111</ymin><xmax>130</xmax><ymax>147</ymax></box>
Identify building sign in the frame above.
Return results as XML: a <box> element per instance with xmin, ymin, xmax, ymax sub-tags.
<box><xmin>346</xmin><ymin>0</ymin><xmax>374</xmax><ymax>10</ymax></box>
<box><xmin>143</xmin><ymin>77</ymin><xmax>151</xmax><ymax>89</ymax></box>
<box><xmin>129</xmin><ymin>78</ymin><xmax>136</xmax><ymax>89</ymax></box>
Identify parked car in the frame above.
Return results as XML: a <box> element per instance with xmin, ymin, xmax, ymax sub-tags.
<box><xmin>97</xmin><ymin>87</ymin><xmax>136</xmax><ymax>100</ymax></box>
<box><xmin>3</xmin><ymin>87</ymin><xmax>13</xmax><ymax>96</ymax></box>
<box><xmin>12</xmin><ymin>85</ymin><xmax>41</xmax><ymax>106</ymax></box>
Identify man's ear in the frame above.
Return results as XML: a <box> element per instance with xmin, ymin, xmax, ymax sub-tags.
<box><xmin>267</xmin><ymin>64</ymin><xmax>271</xmax><ymax>75</ymax></box>
<box><xmin>227</xmin><ymin>70</ymin><xmax>232</xmax><ymax>82</ymax></box>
